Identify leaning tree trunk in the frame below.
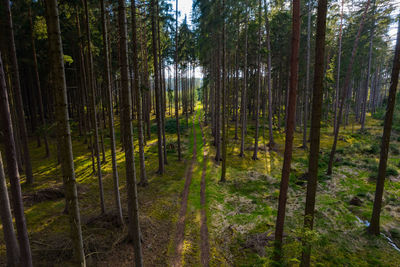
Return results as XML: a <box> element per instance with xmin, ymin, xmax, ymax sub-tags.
<box><xmin>118</xmin><ymin>1</ymin><xmax>144</xmax><ymax>265</ymax></box>
<box><xmin>132</xmin><ymin>0</ymin><xmax>148</xmax><ymax>186</ymax></box>
<box><xmin>100</xmin><ymin>0</ymin><xmax>123</xmax><ymax>225</ymax></box>
<box><xmin>368</xmin><ymin>17</ymin><xmax>400</xmax><ymax>236</ymax></box>
<box><xmin>175</xmin><ymin>0</ymin><xmax>182</xmax><ymax>161</ymax></box>
<box><xmin>44</xmin><ymin>1</ymin><xmax>86</xmax><ymax>264</ymax></box>
<box><xmin>327</xmin><ymin>0</ymin><xmax>371</xmax><ymax>175</ymax></box>
<box><xmin>83</xmin><ymin>0</ymin><xmax>106</xmax><ymax>214</ymax></box>
<box><xmin>334</xmin><ymin>0</ymin><xmax>344</xmax><ymax>134</ymax></box>
<box><xmin>0</xmin><ymin>150</ymin><xmax>20</xmax><ymax>266</ymax></box>
<box><xmin>0</xmin><ymin>52</ymin><xmax>33</xmax><ymax>267</ymax></box>
<box><xmin>300</xmin><ymin>0</ymin><xmax>328</xmax><ymax>264</ymax></box>
<box><xmin>2</xmin><ymin>0</ymin><xmax>34</xmax><ymax>185</ymax></box>
<box><xmin>151</xmin><ymin>0</ymin><xmax>165</xmax><ymax>174</ymax></box>
<box><xmin>273</xmin><ymin>0</ymin><xmax>301</xmax><ymax>262</ymax></box>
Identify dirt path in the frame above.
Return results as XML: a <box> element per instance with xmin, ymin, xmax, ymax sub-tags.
<box><xmin>199</xmin><ymin>119</ymin><xmax>210</xmax><ymax>267</ymax></box>
<box><xmin>172</xmin><ymin>113</ymin><xmax>197</xmax><ymax>267</ymax></box>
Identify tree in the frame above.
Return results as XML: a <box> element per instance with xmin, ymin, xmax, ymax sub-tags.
<box><xmin>100</xmin><ymin>0</ymin><xmax>123</xmax><ymax>225</ymax></box>
<box><xmin>1</xmin><ymin>0</ymin><xmax>34</xmax><ymax>185</ymax></box>
<box><xmin>83</xmin><ymin>0</ymin><xmax>106</xmax><ymax>214</ymax></box>
<box><xmin>327</xmin><ymin>0</ymin><xmax>371</xmax><ymax>175</ymax></box>
<box><xmin>151</xmin><ymin>0</ymin><xmax>165</xmax><ymax>174</ymax></box>
<box><xmin>44</xmin><ymin>0</ymin><xmax>86</xmax><ymax>264</ymax></box>
<box><xmin>175</xmin><ymin>0</ymin><xmax>182</xmax><ymax>161</ymax></box>
<box><xmin>118</xmin><ymin>0</ymin><xmax>143</xmax><ymax>264</ymax></box>
<box><xmin>0</xmin><ymin>50</ymin><xmax>33</xmax><ymax>267</ymax></box>
<box><xmin>273</xmin><ymin>0</ymin><xmax>301</xmax><ymax>262</ymax></box>
<box><xmin>0</xmin><ymin>130</ymin><xmax>19</xmax><ymax>266</ymax></box>
<box><xmin>132</xmin><ymin>0</ymin><xmax>148</xmax><ymax>186</ymax></box>
<box><xmin>300</xmin><ymin>0</ymin><xmax>328</xmax><ymax>264</ymax></box>
<box><xmin>368</xmin><ymin>16</ymin><xmax>400</xmax><ymax>235</ymax></box>
<box><xmin>221</xmin><ymin>0</ymin><xmax>227</xmax><ymax>182</ymax></box>
<box><xmin>239</xmin><ymin>2</ymin><xmax>249</xmax><ymax>158</ymax></box>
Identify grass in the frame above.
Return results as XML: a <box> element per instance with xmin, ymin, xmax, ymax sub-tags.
<box><xmin>1</xmin><ymin>102</ymin><xmax>400</xmax><ymax>266</ymax></box>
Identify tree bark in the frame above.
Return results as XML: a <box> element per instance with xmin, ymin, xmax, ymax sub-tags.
<box><xmin>2</xmin><ymin>0</ymin><xmax>34</xmax><ymax>185</ymax></box>
<box><xmin>175</xmin><ymin>0</ymin><xmax>182</xmax><ymax>161</ymax></box>
<box><xmin>273</xmin><ymin>0</ymin><xmax>301</xmax><ymax>262</ymax></box>
<box><xmin>100</xmin><ymin>0</ymin><xmax>123</xmax><ymax>225</ymax></box>
<box><xmin>117</xmin><ymin>1</ymin><xmax>143</xmax><ymax>265</ymax></box>
<box><xmin>368</xmin><ymin>17</ymin><xmax>400</xmax><ymax>235</ymax></box>
<box><xmin>300</xmin><ymin>0</ymin><xmax>328</xmax><ymax>264</ymax></box>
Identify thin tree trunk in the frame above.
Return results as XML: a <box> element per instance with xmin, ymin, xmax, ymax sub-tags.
<box><xmin>273</xmin><ymin>0</ymin><xmax>301</xmax><ymax>262</ymax></box>
<box><xmin>117</xmin><ymin>1</ymin><xmax>143</xmax><ymax>265</ymax></box>
<box><xmin>368</xmin><ymin>17</ymin><xmax>400</xmax><ymax>235</ymax></box>
<box><xmin>100</xmin><ymin>0</ymin><xmax>123</xmax><ymax>225</ymax></box>
<box><xmin>0</xmin><ymin>152</ymin><xmax>20</xmax><ymax>266</ymax></box>
<box><xmin>303</xmin><ymin>1</ymin><xmax>312</xmax><ymax>149</ymax></box>
<box><xmin>83</xmin><ymin>0</ymin><xmax>106</xmax><ymax>213</ymax></box>
<box><xmin>221</xmin><ymin>0</ymin><xmax>227</xmax><ymax>182</ymax></box>
<box><xmin>2</xmin><ymin>0</ymin><xmax>34</xmax><ymax>185</ymax></box>
<box><xmin>334</xmin><ymin>0</ymin><xmax>344</xmax><ymax>133</ymax></box>
<box><xmin>239</xmin><ymin>4</ymin><xmax>249</xmax><ymax>157</ymax></box>
<box><xmin>132</xmin><ymin>0</ymin><xmax>148</xmax><ymax>186</ymax></box>
<box><xmin>300</xmin><ymin>0</ymin><xmax>328</xmax><ymax>264</ymax></box>
<box><xmin>175</xmin><ymin>0</ymin><xmax>182</xmax><ymax>161</ymax></box>
<box><xmin>151</xmin><ymin>0</ymin><xmax>164</xmax><ymax>174</ymax></box>
<box><xmin>327</xmin><ymin>0</ymin><xmax>371</xmax><ymax>175</ymax></box>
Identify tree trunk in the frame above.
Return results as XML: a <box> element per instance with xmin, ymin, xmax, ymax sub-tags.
<box><xmin>300</xmin><ymin>0</ymin><xmax>328</xmax><ymax>264</ymax></box>
<box><xmin>44</xmin><ymin>2</ymin><xmax>86</xmax><ymax>264</ymax></box>
<box><xmin>151</xmin><ymin>0</ymin><xmax>165</xmax><ymax>174</ymax></box>
<box><xmin>327</xmin><ymin>0</ymin><xmax>371</xmax><ymax>175</ymax></box>
<box><xmin>368</xmin><ymin>17</ymin><xmax>400</xmax><ymax>235</ymax></box>
<box><xmin>0</xmin><ymin>151</ymin><xmax>20</xmax><ymax>266</ymax></box>
<box><xmin>221</xmin><ymin>0</ymin><xmax>227</xmax><ymax>182</ymax></box>
<box><xmin>2</xmin><ymin>0</ymin><xmax>34</xmax><ymax>185</ymax></box>
<box><xmin>131</xmin><ymin>0</ymin><xmax>148</xmax><ymax>186</ymax></box>
<box><xmin>239</xmin><ymin>4</ymin><xmax>249</xmax><ymax>157</ymax></box>
<box><xmin>273</xmin><ymin>0</ymin><xmax>301</xmax><ymax>262</ymax></box>
<box><xmin>175</xmin><ymin>0</ymin><xmax>182</xmax><ymax>161</ymax></box>
<box><xmin>100</xmin><ymin>0</ymin><xmax>123</xmax><ymax>225</ymax></box>
<box><xmin>303</xmin><ymin>1</ymin><xmax>312</xmax><ymax>149</ymax></box>
<box><xmin>117</xmin><ymin>1</ymin><xmax>143</xmax><ymax>265</ymax></box>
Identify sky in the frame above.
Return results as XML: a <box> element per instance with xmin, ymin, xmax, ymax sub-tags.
<box><xmin>177</xmin><ymin>0</ymin><xmax>194</xmax><ymax>24</ymax></box>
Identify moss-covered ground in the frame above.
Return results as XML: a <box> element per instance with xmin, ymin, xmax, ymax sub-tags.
<box><xmin>0</xmin><ymin>102</ymin><xmax>400</xmax><ymax>266</ymax></box>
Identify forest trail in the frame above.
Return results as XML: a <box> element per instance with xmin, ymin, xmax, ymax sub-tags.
<box><xmin>199</xmin><ymin>116</ymin><xmax>210</xmax><ymax>266</ymax></box>
<box><xmin>172</xmin><ymin>112</ymin><xmax>197</xmax><ymax>266</ymax></box>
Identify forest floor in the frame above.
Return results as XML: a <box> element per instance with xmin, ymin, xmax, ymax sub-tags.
<box><xmin>1</xmin><ymin>103</ymin><xmax>400</xmax><ymax>266</ymax></box>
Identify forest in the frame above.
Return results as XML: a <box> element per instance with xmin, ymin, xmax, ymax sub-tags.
<box><xmin>0</xmin><ymin>0</ymin><xmax>400</xmax><ymax>266</ymax></box>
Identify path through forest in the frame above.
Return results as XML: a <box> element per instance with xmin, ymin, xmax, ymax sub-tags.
<box><xmin>172</xmin><ymin>110</ymin><xmax>210</xmax><ymax>266</ymax></box>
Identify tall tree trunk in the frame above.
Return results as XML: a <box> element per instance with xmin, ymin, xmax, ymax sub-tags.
<box><xmin>100</xmin><ymin>0</ymin><xmax>123</xmax><ymax>225</ymax></box>
<box><xmin>29</xmin><ymin>6</ymin><xmax>50</xmax><ymax>157</ymax></box>
<box><xmin>368</xmin><ymin>17</ymin><xmax>400</xmax><ymax>235</ymax></box>
<box><xmin>239</xmin><ymin>4</ymin><xmax>249</xmax><ymax>157</ymax></box>
<box><xmin>131</xmin><ymin>0</ymin><xmax>148</xmax><ymax>186</ymax></box>
<box><xmin>252</xmin><ymin>0</ymin><xmax>262</xmax><ymax>160</ymax></box>
<box><xmin>83</xmin><ymin>0</ymin><xmax>106</xmax><ymax>213</ymax></box>
<box><xmin>2</xmin><ymin>0</ymin><xmax>34</xmax><ymax>185</ymax></box>
<box><xmin>273</xmin><ymin>0</ymin><xmax>301</xmax><ymax>262</ymax></box>
<box><xmin>0</xmin><ymin>151</ymin><xmax>20</xmax><ymax>266</ymax></box>
<box><xmin>44</xmin><ymin>2</ymin><xmax>86</xmax><ymax>264</ymax></box>
<box><xmin>221</xmin><ymin>0</ymin><xmax>227</xmax><ymax>182</ymax></box>
<box><xmin>303</xmin><ymin>1</ymin><xmax>312</xmax><ymax>149</ymax></box>
<box><xmin>151</xmin><ymin>0</ymin><xmax>165</xmax><ymax>174</ymax></box>
<box><xmin>117</xmin><ymin>1</ymin><xmax>143</xmax><ymax>265</ymax></box>
<box><xmin>300</xmin><ymin>0</ymin><xmax>328</xmax><ymax>264</ymax></box>
<box><xmin>327</xmin><ymin>0</ymin><xmax>371</xmax><ymax>175</ymax></box>
<box><xmin>334</xmin><ymin>0</ymin><xmax>343</xmax><ymax>133</ymax></box>
<box><xmin>263</xmin><ymin>0</ymin><xmax>275</xmax><ymax>148</ymax></box>
<box><xmin>175</xmin><ymin>0</ymin><xmax>182</xmax><ymax>161</ymax></box>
